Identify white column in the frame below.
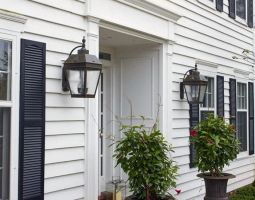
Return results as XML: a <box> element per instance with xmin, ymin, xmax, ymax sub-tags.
<box><xmin>85</xmin><ymin>16</ymin><xmax>100</xmax><ymax>200</ymax></box>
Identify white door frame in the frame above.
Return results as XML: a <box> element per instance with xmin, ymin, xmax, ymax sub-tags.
<box><xmin>85</xmin><ymin>18</ymin><xmax>175</xmax><ymax>200</ymax></box>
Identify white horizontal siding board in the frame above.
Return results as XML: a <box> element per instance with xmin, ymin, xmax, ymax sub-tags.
<box><xmin>45</xmin><ymin>147</ymin><xmax>84</xmax><ymax>164</ymax></box>
<box><xmin>45</xmin><ymin>160</ymin><xmax>84</xmax><ymax>178</ymax></box>
<box><xmin>169</xmin><ymin>0</ymin><xmax>253</xmax><ymax>39</ymax></box>
<box><xmin>47</xmin><ymin>51</ymin><xmax>68</xmax><ymax>67</ymax></box>
<box><xmin>45</xmin><ymin>186</ymin><xmax>84</xmax><ymax>200</ymax></box>
<box><xmin>46</xmin><ymin>108</ymin><xmax>85</xmax><ymax>121</ymax></box>
<box><xmin>173</xmin><ymin>155</ymin><xmax>190</xmax><ymax>166</ymax></box>
<box><xmin>28</xmin><ymin>0</ymin><xmax>86</xmax><ymax>16</ymax></box>
<box><xmin>178</xmin><ymin>17</ymin><xmax>252</xmax><ymax>47</ymax></box>
<box><xmin>172</xmin><ymin>119</ymin><xmax>190</xmax><ymax>129</ymax></box>
<box><xmin>46</xmin><ymin>65</ymin><xmax>62</xmax><ymax>80</ymax></box>
<box><xmin>24</xmin><ymin>17</ymin><xmax>84</xmax><ymax>43</ymax></box>
<box><xmin>176</xmin><ymin>25</ymin><xmax>252</xmax><ymax>54</ymax></box>
<box><xmin>45</xmin><ymin>173</ymin><xmax>84</xmax><ymax>193</ymax></box>
<box><xmin>45</xmin><ymin>134</ymin><xmax>84</xmax><ymax>150</ymax></box>
<box><xmin>46</xmin><ymin>93</ymin><xmax>85</xmax><ymax>108</ymax></box>
<box><xmin>46</xmin><ymin>79</ymin><xmax>64</xmax><ymax>94</ymax></box>
<box><xmin>22</xmin><ymin>33</ymin><xmax>80</xmax><ymax>54</ymax></box>
<box><xmin>46</xmin><ymin>121</ymin><xmax>85</xmax><ymax>135</ymax></box>
<box><xmin>172</xmin><ymin>146</ymin><xmax>190</xmax><ymax>158</ymax></box>
<box><xmin>172</xmin><ymin>137</ymin><xmax>189</xmax><ymax>148</ymax></box>
<box><xmin>0</xmin><ymin>1</ymin><xmax>85</xmax><ymax>30</ymax></box>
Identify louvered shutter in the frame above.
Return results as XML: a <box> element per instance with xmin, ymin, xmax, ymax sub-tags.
<box><xmin>247</xmin><ymin>0</ymin><xmax>253</xmax><ymax>28</ymax></box>
<box><xmin>229</xmin><ymin>78</ymin><xmax>237</xmax><ymax>127</ymax></box>
<box><xmin>248</xmin><ymin>82</ymin><xmax>254</xmax><ymax>155</ymax></box>
<box><xmin>229</xmin><ymin>0</ymin><xmax>236</xmax><ymax>19</ymax></box>
<box><xmin>217</xmin><ymin>75</ymin><xmax>224</xmax><ymax>117</ymax></box>
<box><xmin>19</xmin><ymin>39</ymin><xmax>46</xmax><ymax>200</ymax></box>
<box><xmin>216</xmin><ymin>0</ymin><xmax>224</xmax><ymax>12</ymax></box>
<box><xmin>189</xmin><ymin>104</ymin><xmax>199</xmax><ymax>168</ymax></box>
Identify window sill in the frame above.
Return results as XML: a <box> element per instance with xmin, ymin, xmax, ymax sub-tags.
<box><xmin>197</xmin><ymin>0</ymin><xmax>215</xmax><ymax>10</ymax></box>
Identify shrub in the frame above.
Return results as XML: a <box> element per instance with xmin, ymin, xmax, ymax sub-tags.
<box><xmin>190</xmin><ymin>114</ymin><xmax>240</xmax><ymax>176</ymax></box>
<box><xmin>114</xmin><ymin>124</ymin><xmax>178</xmax><ymax>200</ymax></box>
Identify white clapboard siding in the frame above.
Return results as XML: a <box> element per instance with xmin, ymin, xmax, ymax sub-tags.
<box><xmin>45</xmin><ymin>160</ymin><xmax>84</xmax><ymax>178</ymax></box>
<box><xmin>45</xmin><ymin>147</ymin><xmax>84</xmax><ymax>164</ymax></box>
<box><xmin>45</xmin><ymin>173</ymin><xmax>84</xmax><ymax>193</ymax></box>
<box><xmin>44</xmin><ymin>186</ymin><xmax>84</xmax><ymax>200</ymax></box>
<box><xmin>46</xmin><ymin>121</ymin><xmax>85</xmax><ymax>135</ymax></box>
<box><xmin>164</xmin><ymin>0</ymin><xmax>255</xmax><ymax>199</ymax></box>
<box><xmin>0</xmin><ymin>4</ymin><xmax>89</xmax><ymax>197</ymax></box>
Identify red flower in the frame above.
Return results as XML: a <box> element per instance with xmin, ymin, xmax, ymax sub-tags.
<box><xmin>175</xmin><ymin>189</ymin><xmax>181</xmax><ymax>195</ymax></box>
<box><xmin>190</xmin><ymin>130</ymin><xmax>197</xmax><ymax>137</ymax></box>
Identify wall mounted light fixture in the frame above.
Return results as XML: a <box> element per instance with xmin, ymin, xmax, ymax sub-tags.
<box><xmin>180</xmin><ymin>64</ymin><xmax>208</xmax><ymax>104</ymax></box>
<box><xmin>62</xmin><ymin>37</ymin><xmax>102</xmax><ymax>98</ymax></box>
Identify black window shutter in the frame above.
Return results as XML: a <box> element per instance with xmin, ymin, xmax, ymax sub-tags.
<box><xmin>19</xmin><ymin>39</ymin><xmax>46</xmax><ymax>200</ymax></box>
<box><xmin>216</xmin><ymin>0</ymin><xmax>224</xmax><ymax>12</ymax></box>
<box><xmin>229</xmin><ymin>78</ymin><xmax>237</xmax><ymax>127</ymax></box>
<box><xmin>217</xmin><ymin>75</ymin><xmax>225</xmax><ymax>117</ymax></box>
<box><xmin>247</xmin><ymin>0</ymin><xmax>253</xmax><ymax>28</ymax></box>
<box><xmin>189</xmin><ymin>103</ymin><xmax>199</xmax><ymax>168</ymax></box>
<box><xmin>248</xmin><ymin>82</ymin><xmax>254</xmax><ymax>155</ymax></box>
<box><xmin>229</xmin><ymin>0</ymin><xmax>236</xmax><ymax>19</ymax></box>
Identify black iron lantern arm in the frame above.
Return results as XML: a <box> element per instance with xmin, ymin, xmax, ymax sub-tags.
<box><xmin>68</xmin><ymin>37</ymin><xmax>86</xmax><ymax>56</ymax></box>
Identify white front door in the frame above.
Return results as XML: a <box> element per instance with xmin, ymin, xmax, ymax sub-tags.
<box><xmin>99</xmin><ymin>45</ymin><xmax>160</xmax><ymax>196</ymax></box>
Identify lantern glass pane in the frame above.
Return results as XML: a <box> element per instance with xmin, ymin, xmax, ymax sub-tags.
<box><xmin>86</xmin><ymin>70</ymin><xmax>100</xmax><ymax>95</ymax></box>
<box><xmin>185</xmin><ymin>84</ymin><xmax>200</xmax><ymax>103</ymax></box>
<box><xmin>199</xmin><ymin>85</ymin><xmax>207</xmax><ymax>103</ymax></box>
<box><xmin>68</xmin><ymin>69</ymin><xmax>85</xmax><ymax>95</ymax></box>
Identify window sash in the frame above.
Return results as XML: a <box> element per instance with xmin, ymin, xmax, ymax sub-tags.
<box><xmin>201</xmin><ymin>77</ymin><xmax>215</xmax><ymax>109</ymax></box>
<box><xmin>237</xmin><ymin>111</ymin><xmax>248</xmax><ymax>151</ymax></box>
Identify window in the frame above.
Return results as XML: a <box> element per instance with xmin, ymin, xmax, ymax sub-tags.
<box><xmin>200</xmin><ymin>77</ymin><xmax>215</xmax><ymax>120</ymax></box>
<box><xmin>236</xmin><ymin>0</ymin><xmax>246</xmax><ymax>20</ymax></box>
<box><xmin>237</xmin><ymin>82</ymin><xmax>248</xmax><ymax>152</ymax></box>
<box><xmin>0</xmin><ymin>39</ymin><xmax>12</xmax><ymax>200</ymax></box>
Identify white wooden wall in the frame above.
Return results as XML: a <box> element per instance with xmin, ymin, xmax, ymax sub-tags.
<box><xmin>0</xmin><ymin>0</ymin><xmax>88</xmax><ymax>199</ymax></box>
<box><xmin>168</xmin><ymin>0</ymin><xmax>255</xmax><ymax>199</ymax></box>
<box><xmin>1</xmin><ymin>0</ymin><xmax>255</xmax><ymax>199</ymax></box>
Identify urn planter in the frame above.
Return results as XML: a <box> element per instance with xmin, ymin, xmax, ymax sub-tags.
<box><xmin>197</xmin><ymin>173</ymin><xmax>235</xmax><ymax>200</ymax></box>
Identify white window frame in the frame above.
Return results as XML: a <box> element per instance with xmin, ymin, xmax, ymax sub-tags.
<box><xmin>236</xmin><ymin>81</ymin><xmax>249</xmax><ymax>157</ymax></box>
<box><xmin>200</xmin><ymin>76</ymin><xmax>216</xmax><ymax>121</ymax></box>
<box><xmin>235</xmin><ymin>0</ymin><xmax>248</xmax><ymax>25</ymax></box>
<box><xmin>0</xmin><ymin>30</ymin><xmax>20</xmax><ymax>200</ymax></box>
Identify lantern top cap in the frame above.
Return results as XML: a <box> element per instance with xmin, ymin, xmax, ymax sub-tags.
<box><xmin>64</xmin><ymin>37</ymin><xmax>102</xmax><ymax>67</ymax></box>
<box><xmin>183</xmin><ymin>64</ymin><xmax>207</xmax><ymax>84</ymax></box>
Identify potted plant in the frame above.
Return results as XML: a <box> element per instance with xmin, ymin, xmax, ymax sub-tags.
<box><xmin>114</xmin><ymin>123</ymin><xmax>178</xmax><ymax>200</ymax></box>
<box><xmin>191</xmin><ymin>114</ymin><xmax>240</xmax><ymax>200</ymax></box>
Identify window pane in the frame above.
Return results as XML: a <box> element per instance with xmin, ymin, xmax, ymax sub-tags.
<box><xmin>237</xmin><ymin>112</ymin><xmax>247</xmax><ymax>151</ymax></box>
<box><xmin>236</xmin><ymin>0</ymin><xmax>246</xmax><ymax>19</ymax></box>
<box><xmin>0</xmin><ymin>108</ymin><xmax>10</xmax><ymax>200</ymax></box>
<box><xmin>201</xmin><ymin>77</ymin><xmax>214</xmax><ymax>108</ymax></box>
<box><xmin>0</xmin><ymin>40</ymin><xmax>11</xmax><ymax>101</ymax></box>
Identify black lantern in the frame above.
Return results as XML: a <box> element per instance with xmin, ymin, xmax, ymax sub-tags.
<box><xmin>180</xmin><ymin>64</ymin><xmax>208</xmax><ymax>104</ymax></box>
<box><xmin>62</xmin><ymin>37</ymin><xmax>102</xmax><ymax>98</ymax></box>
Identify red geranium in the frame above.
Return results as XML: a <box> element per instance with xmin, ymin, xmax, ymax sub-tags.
<box><xmin>175</xmin><ymin>189</ymin><xmax>181</xmax><ymax>195</ymax></box>
<box><xmin>190</xmin><ymin>130</ymin><xmax>197</xmax><ymax>137</ymax></box>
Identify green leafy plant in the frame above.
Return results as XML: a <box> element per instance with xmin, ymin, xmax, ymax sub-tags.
<box><xmin>114</xmin><ymin>123</ymin><xmax>178</xmax><ymax>200</ymax></box>
<box><xmin>190</xmin><ymin>114</ymin><xmax>240</xmax><ymax>176</ymax></box>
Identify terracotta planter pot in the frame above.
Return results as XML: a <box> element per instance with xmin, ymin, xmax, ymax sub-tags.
<box><xmin>197</xmin><ymin>173</ymin><xmax>235</xmax><ymax>200</ymax></box>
